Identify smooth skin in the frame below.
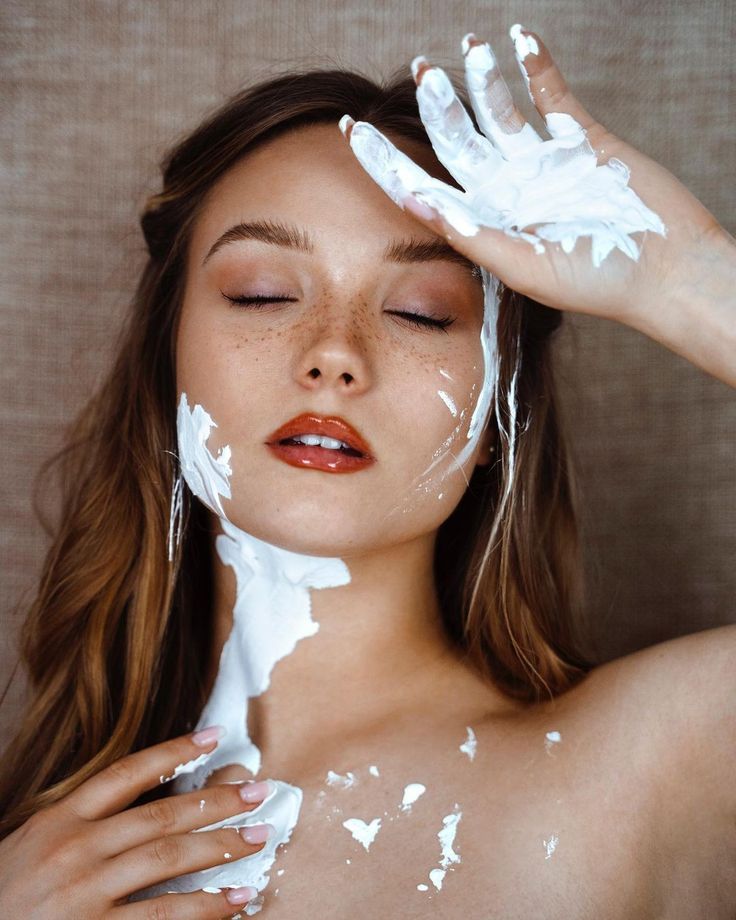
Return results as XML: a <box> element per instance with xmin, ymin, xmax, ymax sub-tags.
<box><xmin>0</xmin><ymin>730</ymin><xmax>269</xmax><ymax>917</ymax></box>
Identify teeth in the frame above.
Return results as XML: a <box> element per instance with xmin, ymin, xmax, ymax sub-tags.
<box><xmin>293</xmin><ymin>434</ymin><xmax>350</xmax><ymax>450</ymax></box>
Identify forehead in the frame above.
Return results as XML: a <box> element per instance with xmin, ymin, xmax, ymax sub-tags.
<box><xmin>190</xmin><ymin>123</ymin><xmax>453</xmax><ymax>259</ymax></box>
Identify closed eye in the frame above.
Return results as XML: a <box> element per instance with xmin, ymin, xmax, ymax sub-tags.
<box><xmin>386</xmin><ymin>310</ymin><xmax>454</xmax><ymax>333</ymax></box>
<box><xmin>222</xmin><ymin>293</ymin><xmax>454</xmax><ymax>332</ymax></box>
<box><xmin>222</xmin><ymin>293</ymin><xmax>297</xmax><ymax>309</ymax></box>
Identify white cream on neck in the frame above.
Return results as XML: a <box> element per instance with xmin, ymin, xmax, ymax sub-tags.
<box><xmin>135</xmin><ymin>393</ymin><xmax>350</xmax><ymax>903</ymax></box>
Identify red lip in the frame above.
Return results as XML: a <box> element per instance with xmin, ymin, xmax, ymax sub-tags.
<box><xmin>265</xmin><ymin>414</ymin><xmax>375</xmax><ymax>474</ymax></box>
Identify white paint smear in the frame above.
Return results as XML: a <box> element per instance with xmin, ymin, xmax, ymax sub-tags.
<box><xmin>401</xmin><ymin>782</ymin><xmax>427</xmax><ymax>812</ymax></box>
<box><xmin>369</xmin><ymin>765</ymin><xmax>380</xmax><ymax>777</ymax></box>
<box><xmin>438</xmin><ymin>809</ymin><xmax>462</xmax><ymax>868</ymax></box>
<box><xmin>326</xmin><ymin>770</ymin><xmax>357</xmax><ymax>788</ymax></box>
<box><xmin>417</xmin><ymin>883</ymin><xmax>429</xmax><ymax>892</ymax></box>
<box><xmin>176</xmin><ymin>393</ymin><xmax>232</xmax><ymax>519</ymax></box>
<box><xmin>342</xmin><ymin>817</ymin><xmax>382</xmax><ymax>851</ymax></box>
<box><xmin>544</xmin><ymin>834</ymin><xmax>559</xmax><ymax>859</ymax></box>
<box><xmin>344</xmin><ymin>56</ymin><xmax>666</xmax><ymax>268</ymax></box>
<box><xmin>133</xmin><ymin>395</ymin><xmax>351</xmax><ymax>902</ymax></box>
<box><xmin>459</xmin><ymin>726</ymin><xmax>477</xmax><ymax>761</ymax></box>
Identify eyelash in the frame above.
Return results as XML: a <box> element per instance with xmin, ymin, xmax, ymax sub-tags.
<box><xmin>222</xmin><ymin>294</ymin><xmax>455</xmax><ymax>332</ymax></box>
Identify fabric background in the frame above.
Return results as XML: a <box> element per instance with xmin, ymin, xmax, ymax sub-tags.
<box><xmin>1</xmin><ymin>0</ymin><xmax>734</xmax><ymax>738</ymax></box>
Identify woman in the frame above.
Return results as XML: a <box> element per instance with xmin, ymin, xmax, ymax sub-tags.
<box><xmin>1</xmin><ymin>24</ymin><xmax>734</xmax><ymax>918</ymax></box>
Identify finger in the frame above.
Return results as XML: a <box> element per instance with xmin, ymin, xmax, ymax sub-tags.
<box><xmin>509</xmin><ymin>24</ymin><xmax>597</xmax><ymax>131</ymax></box>
<box><xmin>103</xmin><ymin>823</ymin><xmax>273</xmax><ymax>901</ymax></box>
<box><xmin>63</xmin><ymin>726</ymin><xmax>226</xmax><ymax>821</ymax></box>
<box><xmin>461</xmin><ymin>32</ymin><xmax>543</xmax><ymax>158</ymax></box>
<box><xmin>412</xmin><ymin>57</ymin><xmax>503</xmax><ymax>189</ymax></box>
<box><xmin>96</xmin><ymin>779</ymin><xmax>274</xmax><ymax>858</ymax></box>
<box><xmin>340</xmin><ymin>115</ymin><xmax>452</xmax><ymax>209</ymax></box>
<box><xmin>115</xmin><ymin>885</ymin><xmax>259</xmax><ymax>920</ymax></box>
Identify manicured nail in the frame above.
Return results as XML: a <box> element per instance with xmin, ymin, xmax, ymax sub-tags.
<box><xmin>191</xmin><ymin>725</ymin><xmax>226</xmax><ymax>747</ymax></box>
<box><xmin>239</xmin><ymin>779</ymin><xmax>275</xmax><ymax>803</ymax></box>
<box><xmin>225</xmin><ymin>886</ymin><xmax>258</xmax><ymax>905</ymax></box>
<box><xmin>401</xmin><ymin>193</ymin><xmax>438</xmax><ymax>222</ymax></box>
<box><xmin>241</xmin><ymin>823</ymin><xmax>275</xmax><ymax>844</ymax></box>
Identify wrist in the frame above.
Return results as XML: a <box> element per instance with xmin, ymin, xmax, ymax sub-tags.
<box><xmin>626</xmin><ymin>226</ymin><xmax>736</xmax><ymax>387</ymax></box>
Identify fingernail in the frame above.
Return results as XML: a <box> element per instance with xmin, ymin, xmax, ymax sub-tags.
<box><xmin>225</xmin><ymin>886</ymin><xmax>258</xmax><ymax>905</ymax></box>
<box><xmin>414</xmin><ymin>189</ymin><xmax>482</xmax><ymax>238</ymax></box>
<box><xmin>239</xmin><ymin>779</ymin><xmax>275</xmax><ymax>803</ymax></box>
<box><xmin>410</xmin><ymin>54</ymin><xmax>429</xmax><ymax>81</ymax></box>
<box><xmin>401</xmin><ymin>193</ymin><xmax>438</xmax><ymax>222</ymax></box>
<box><xmin>241</xmin><ymin>823</ymin><xmax>275</xmax><ymax>844</ymax></box>
<box><xmin>191</xmin><ymin>725</ymin><xmax>226</xmax><ymax>747</ymax></box>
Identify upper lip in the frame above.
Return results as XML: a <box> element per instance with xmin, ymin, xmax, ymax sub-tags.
<box><xmin>266</xmin><ymin>414</ymin><xmax>374</xmax><ymax>458</ymax></box>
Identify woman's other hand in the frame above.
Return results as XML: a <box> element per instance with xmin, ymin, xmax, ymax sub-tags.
<box><xmin>341</xmin><ymin>26</ymin><xmax>736</xmax><ymax>386</ymax></box>
<box><xmin>0</xmin><ymin>727</ymin><xmax>269</xmax><ymax>918</ymax></box>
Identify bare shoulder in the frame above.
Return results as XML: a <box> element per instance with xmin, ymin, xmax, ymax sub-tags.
<box><xmin>588</xmin><ymin>624</ymin><xmax>736</xmax><ymax>794</ymax></box>
<box><xmin>582</xmin><ymin>624</ymin><xmax>736</xmax><ymax>907</ymax></box>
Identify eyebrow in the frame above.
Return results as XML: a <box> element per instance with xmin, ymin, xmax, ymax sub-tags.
<box><xmin>201</xmin><ymin>218</ymin><xmax>479</xmax><ymax>275</ymax></box>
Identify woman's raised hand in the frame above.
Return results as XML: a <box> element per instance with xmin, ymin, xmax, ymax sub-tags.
<box><xmin>340</xmin><ymin>26</ymin><xmax>736</xmax><ymax>384</ymax></box>
<box><xmin>0</xmin><ymin>727</ymin><xmax>270</xmax><ymax>918</ymax></box>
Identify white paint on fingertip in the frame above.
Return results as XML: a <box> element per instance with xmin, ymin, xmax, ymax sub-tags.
<box><xmin>509</xmin><ymin>23</ymin><xmax>539</xmax><ymax>59</ymax></box>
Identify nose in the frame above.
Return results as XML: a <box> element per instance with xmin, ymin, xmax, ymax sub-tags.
<box><xmin>295</xmin><ymin>316</ymin><xmax>372</xmax><ymax>395</ymax></box>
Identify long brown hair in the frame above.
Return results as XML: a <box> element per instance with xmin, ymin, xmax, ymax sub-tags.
<box><xmin>0</xmin><ymin>65</ymin><xmax>594</xmax><ymax>838</ymax></box>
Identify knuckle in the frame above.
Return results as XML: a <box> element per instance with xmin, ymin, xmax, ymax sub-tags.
<box><xmin>144</xmin><ymin>798</ymin><xmax>179</xmax><ymax>834</ymax></box>
<box><xmin>210</xmin><ymin>784</ymin><xmax>239</xmax><ymax>812</ymax></box>
<box><xmin>151</xmin><ymin>834</ymin><xmax>184</xmax><ymax>869</ymax></box>
<box><xmin>105</xmin><ymin>756</ymin><xmax>137</xmax><ymax>787</ymax></box>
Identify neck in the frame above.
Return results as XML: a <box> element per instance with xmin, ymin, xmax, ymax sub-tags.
<box><xmin>202</xmin><ymin>517</ymin><xmax>506</xmax><ymax>779</ymax></box>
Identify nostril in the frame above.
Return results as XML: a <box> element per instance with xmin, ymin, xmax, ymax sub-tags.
<box><xmin>342</xmin><ymin>373</ymin><xmax>354</xmax><ymax>385</ymax></box>
<box><xmin>308</xmin><ymin>368</ymin><xmax>320</xmax><ymax>379</ymax></box>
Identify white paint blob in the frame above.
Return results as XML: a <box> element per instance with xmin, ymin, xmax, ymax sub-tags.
<box><xmin>400</xmin><ymin>782</ymin><xmax>427</xmax><ymax>812</ymax></box>
<box><xmin>342</xmin><ymin>817</ymin><xmax>382</xmax><ymax>851</ymax></box>
<box><xmin>545</xmin><ymin>729</ymin><xmax>562</xmax><ymax>755</ymax></box>
<box><xmin>429</xmin><ymin>868</ymin><xmax>446</xmax><ymax>890</ymax></box>
<box><xmin>459</xmin><ymin>726</ymin><xmax>477</xmax><ymax>761</ymax></box>
<box><xmin>438</xmin><ymin>809</ymin><xmax>463</xmax><ymax>869</ymax></box>
<box><xmin>326</xmin><ymin>770</ymin><xmax>357</xmax><ymax>788</ymax></box>
<box><xmin>133</xmin><ymin>395</ymin><xmax>351</xmax><ymax>903</ymax></box>
<box><xmin>417</xmin><ymin>883</ymin><xmax>430</xmax><ymax>892</ymax></box>
<box><xmin>369</xmin><ymin>764</ymin><xmax>380</xmax><ymax>777</ymax></box>
<box><xmin>544</xmin><ymin>834</ymin><xmax>559</xmax><ymax>859</ymax></box>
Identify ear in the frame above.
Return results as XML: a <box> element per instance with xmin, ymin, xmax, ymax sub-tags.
<box><xmin>474</xmin><ymin>423</ymin><xmax>496</xmax><ymax>469</ymax></box>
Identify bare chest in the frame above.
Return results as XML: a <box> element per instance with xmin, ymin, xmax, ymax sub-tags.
<box><xmin>238</xmin><ymin>725</ymin><xmax>677</xmax><ymax>920</ymax></box>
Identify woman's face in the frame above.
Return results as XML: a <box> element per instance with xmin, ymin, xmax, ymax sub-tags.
<box><xmin>177</xmin><ymin>123</ymin><xmax>490</xmax><ymax>558</ymax></box>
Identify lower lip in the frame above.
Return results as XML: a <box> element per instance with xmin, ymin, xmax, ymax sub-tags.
<box><xmin>267</xmin><ymin>443</ymin><xmax>375</xmax><ymax>474</ymax></box>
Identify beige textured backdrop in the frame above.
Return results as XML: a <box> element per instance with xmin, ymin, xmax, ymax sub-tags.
<box><xmin>1</xmin><ymin>0</ymin><xmax>734</xmax><ymax>738</ymax></box>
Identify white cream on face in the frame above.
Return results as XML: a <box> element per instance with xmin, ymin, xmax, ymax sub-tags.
<box><xmin>136</xmin><ymin>394</ymin><xmax>350</xmax><ymax>904</ymax></box>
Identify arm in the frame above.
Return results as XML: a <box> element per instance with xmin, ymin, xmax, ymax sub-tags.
<box><xmin>340</xmin><ymin>26</ymin><xmax>736</xmax><ymax>388</ymax></box>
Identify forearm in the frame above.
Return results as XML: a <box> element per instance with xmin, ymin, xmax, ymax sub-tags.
<box><xmin>627</xmin><ymin>227</ymin><xmax>736</xmax><ymax>388</ymax></box>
